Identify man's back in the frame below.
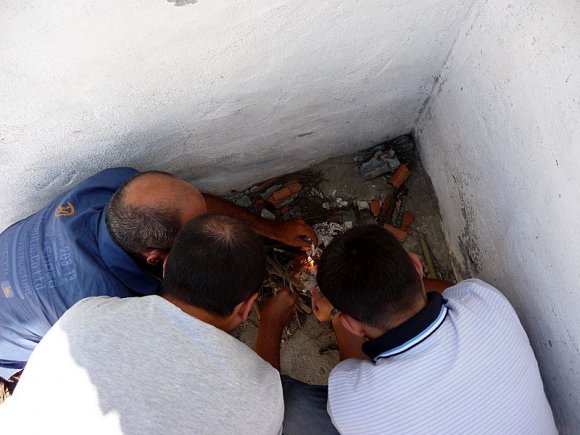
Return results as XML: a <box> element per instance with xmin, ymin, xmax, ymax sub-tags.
<box><xmin>328</xmin><ymin>279</ymin><xmax>556</xmax><ymax>435</ymax></box>
<box><xmin>2</xmin><ymin>295</ymin><xmax>284</xmax><ymax>435</ymax></box>
<box><xmin>0</xmin><ymin>167</ymin><xmax>159</xmax><ymax>380</ymax></box>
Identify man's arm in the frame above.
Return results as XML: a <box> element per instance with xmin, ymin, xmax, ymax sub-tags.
<box><xmin>311</xmin><ymin>288</ymin><xmax>367</xmax><ymax>361</ymax></box>
<box><xmin>255</xmin><ymin>289</ymin><xmax>298</xmax><ymax>370</ymax></box>
<box><xmin>423</xmin><ymin>278</ymin><xmax>454</xmax><ymax>293</ymax></box>
<box><xmin>203</xmin><ymin>194</ymin><xmax>317</xmax><ymax>248</ymax></box>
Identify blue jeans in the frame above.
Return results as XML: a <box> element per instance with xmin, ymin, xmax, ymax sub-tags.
<box><xmin>281</xmin><ymin>375</ymin><xmax>339</xmax><ymax>435</ymax></box>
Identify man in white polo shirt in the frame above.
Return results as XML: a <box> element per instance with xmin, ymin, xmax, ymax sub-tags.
<box><xmin>283</xmin><ymin>225</ymin><xmax>557</xmax><ymax>435</ymax></box>
<box><xmin>1</xmin><ymin>214</ymin><xmax>296</xmax><ymax>435</ymax></box>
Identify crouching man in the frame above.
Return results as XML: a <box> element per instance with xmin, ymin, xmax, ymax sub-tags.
<box><xmin>284</xmin><ymin>225</ymin><xmax>557</xmax><ymax>435</ymax></box>
<box><xmin>1</xmin><ymin>214</ymin><xmax>297</xmax><ymax>435</ymax></box>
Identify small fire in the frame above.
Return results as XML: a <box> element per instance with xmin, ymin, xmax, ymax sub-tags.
<box><xmin>306</xmin><ymin>256</ymin><xmax>316</xmax><ymax>272</ymax></box>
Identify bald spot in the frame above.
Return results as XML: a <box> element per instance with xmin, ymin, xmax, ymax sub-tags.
<box><xmin>124</xmin><ymin>173</ymin><xmax>207</xmax><ymax>226</ymax></box>
<box><xmin>200</xmin><ymin>215</ymin><xmax>238</xmax><ymax>245</ymax></box>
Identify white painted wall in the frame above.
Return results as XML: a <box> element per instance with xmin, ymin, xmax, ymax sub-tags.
<box><xmin>0</xmin><ymin>0</ymin><xmax>473</xmax><ymax>230</ymax></box>
<box><xmin>416</xmin><ymin>1</ymin><xmax>580</xmax><ymax>432</ymax></box>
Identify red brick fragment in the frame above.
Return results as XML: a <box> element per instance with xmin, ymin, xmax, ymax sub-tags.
<box><xmin>254</xmin><ymin>199</ymin><xmax>265</xmax><ymax>212</ymax></box>
<box><xmin>379</xmin><ymin>194</ymin><xmax>394</xmax><ymax>224</ymax></box>
<box><xmin>286</xmin><ymin>182</ymin><xmax>302</xmax><ymax>195</ymax></box>
<box><xmin>383</xmin><ymin>223</ymin><xmax>408</xmax><ymax>243</ymax></box>
<box><xmin>271</xmin><ymin>187</ymin><xmax>293</xmax><ymax>202</ymax></box>
<box><xmin>391</xmin><ymin>164</ymin><xmax>411</xmax><ymax>189</ymax></box>
<box><xmin>269</xmin><ymin>182</ymin><xmax>302</xmax><ymax>202</ymax></box>
<box><xmin>400</xmin><ymin>212</ymin><xmax>415</xmax><ymax>232</ymax></box>
<box><xmin>370</xmin><ymin>197</ymin><xmax>381</xmax><ymax>217</ymax></box>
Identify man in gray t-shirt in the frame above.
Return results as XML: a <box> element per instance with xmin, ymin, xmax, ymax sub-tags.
<box><xmin>1</xmin><ymin>214</ymin><xmax>297</xmax><ymax>435</ymax></box>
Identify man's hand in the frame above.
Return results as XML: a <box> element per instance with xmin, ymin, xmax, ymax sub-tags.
<box><xmin>261</xmin><ymin>288</ymin><xmax>299</xmax><ymax>329</ymax></box>
<box><xmin>274</xmin><ymin>219</ymin><xmax>318</xmax><ymax>249</ymax></box>
<box><xmin>256</xmin><ymin>288</ymin><xmax>298</xmax><ymax>370</ymax></box>
<box><xmin>310</xmin><ymin>286</ymin><xmax>335</xmax><ymax>322</ymax></box>
<box><xmin>203</xmin><ymin>194</ymin><xmax>317</xmax><ymax>249</ymax></box>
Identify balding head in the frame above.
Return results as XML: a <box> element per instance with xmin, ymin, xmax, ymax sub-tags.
<box><xmin>106</xmin><ymin>171</ymin><xmax>207</xmax><ymax>259</ymax></box>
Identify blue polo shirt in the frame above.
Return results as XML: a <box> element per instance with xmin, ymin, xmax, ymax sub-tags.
<box><xmin>0</xmin><ymin>167</ymin><xmax>160</xmax><ymax>380</ymax></box>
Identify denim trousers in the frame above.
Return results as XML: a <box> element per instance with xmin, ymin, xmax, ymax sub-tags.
<box><xmin>281</xmin><ymin>375</ymin><xmax>340</xmax><ymax>435</ymax></box>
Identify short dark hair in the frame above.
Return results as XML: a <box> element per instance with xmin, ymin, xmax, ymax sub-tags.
<box><xmin>316</xmin><ymin>225</ymin><xmax>423</xmax><ymax>329</ymax></box>
<box><xmin>106</xmin><ymin>171</ymin><xmax>181</xmax><ymax>255</ymax></box>
<box><xmin>161</xmin><ymin>214</ymin><xmax>266</xmax><ymax>317</ymax></box>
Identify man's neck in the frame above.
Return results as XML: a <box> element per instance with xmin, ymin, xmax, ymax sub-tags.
<box><xmin>366</xmin><ymin>294</ymin><xmax>429</xmax><ymax>339</ymax></box>
<box><xmin>162</xmin><ymin>294</ymin><xmax>231</xmax><ymax>331</ymax></box>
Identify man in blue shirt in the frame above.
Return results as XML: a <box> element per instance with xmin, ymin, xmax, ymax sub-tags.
<box><xmin>0</xmin><ymin>167</ymin><xmax>316</xmax><ymax>388</ymax></box>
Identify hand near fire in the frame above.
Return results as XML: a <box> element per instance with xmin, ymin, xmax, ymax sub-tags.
<box><xmin>274</xmin><ymin>219</ymin><xmax>318</xmax><ymax>249</ymax></box>
<box><xmin>256</xmin><ymin>288</ymin><xmax>298</xmax><ymax>370</ymax></box>
<box><xmin>260</xmin><ymin>288</ymin><xmax>299</xmax><ymax>329</ymax></box>
<box><xmin>310</xmin><ymin>285</ymin><xmax>336</xmax><ymax>323</ymax></box>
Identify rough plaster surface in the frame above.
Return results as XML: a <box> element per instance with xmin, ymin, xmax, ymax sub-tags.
<box><xmin>0</xmin><ymin>0</ymin><xmax>473</xmax><ymax>230</ymax></box>
<box><xmin>415</xmin><ymin>1</ymin><xmax>580</xmax><ymax>432</ymax></box>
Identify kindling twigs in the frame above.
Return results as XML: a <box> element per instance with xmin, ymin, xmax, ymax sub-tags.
<box><xmin>266</xmin><ymin>257</ymin><xmax>306</xmax><ymax>292</ymax></box>
<box><xmin>252</xmin><ymin>302</ymin><xmax>261</xmax><ymax>320</ymax></box>
<box><xmin>418</xmin><ymin>233</ymin><xmax>438</xmax><ymax>279</ymax></box>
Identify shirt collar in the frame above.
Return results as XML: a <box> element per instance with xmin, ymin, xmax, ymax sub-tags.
<box><xmin>362</xmin><ymin>292</ymin><xmax>448</xmax><ymax>362</ymax></box>
<box><xmin>97</xmin><ymin>207</ymin><xmax>160</xmax><ymax>295</ymax></box>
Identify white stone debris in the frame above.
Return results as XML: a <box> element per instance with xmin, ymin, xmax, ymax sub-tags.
<box><xmin>260</xmin><ymin>209</ymin><xmax>276</xmax><ymax>220</ymax></box>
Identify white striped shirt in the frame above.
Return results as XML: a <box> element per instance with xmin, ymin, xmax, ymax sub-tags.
<box><xmin>327</xmin><ymin>279</ymin><xmax>557</xmax><ymax>435</ymax></box>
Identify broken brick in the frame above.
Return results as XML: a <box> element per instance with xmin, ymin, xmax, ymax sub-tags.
<box><xmin>383</xmin><ymin>223</ymin><xmax>408</xmax><ymax>243</ymax></box>
<box><xmin>378</xmin><ymin>194</ymin><xmax>394</xmax><ymax>225</ymax></box>
<box><xmin>400</xmin><ymin>212</ymin><xmax>415</xmax><ymax>232</ymax></box>
<box><xmin>370</xmin><ymin>197</ymin><xmax>381</xmax><ymax>217</ymax></box>
<box><xmin>269</xmin><ymin>182</ymin><xmax>303</xmax><ymax>203</ymax></box>
<box><xmin>285</xmin><ymin>182</ymin><xmax>302</xmax><ymax>195</ymax></box>
<box><xmin>271</xmin><ymin>187</ymin><xmax>293</xmax><ymax>202</ymax></box>
<box><xmin>254</xmin><ymin>199</ymin><xmax>265</xmax><ymax>212</ymax></box>
<box><xmin>390</xmin><ymin>164</ymin><xmax>411</xmax><ymax>189</ymax></box>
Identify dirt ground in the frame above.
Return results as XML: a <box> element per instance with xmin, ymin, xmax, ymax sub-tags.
<box><xmin>235</xmin><ymin>150</ymin><xmax>453</xmax><ymax>385</ymax></box>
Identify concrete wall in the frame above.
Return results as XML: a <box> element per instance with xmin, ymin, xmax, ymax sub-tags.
<box><xmin>415</xmin><ymin>1</ymin><xmax>580</xmax><ymax>432</ymax></box>
<box><xmin>0</xmin><ymin>0</ymin><xmax>473</xmax><ymax>230</ymax></box>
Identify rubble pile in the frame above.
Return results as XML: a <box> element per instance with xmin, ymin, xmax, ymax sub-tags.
<box><xmin>226</xmin><ymin>134</ymin><xmax>431</xmax><ymax>336</ymax></box>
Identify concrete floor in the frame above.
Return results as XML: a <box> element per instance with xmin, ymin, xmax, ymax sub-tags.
<box><xmin>236</xmin><ymin>150</ymin><xmax>453</xmax><ymax>384</ymax></box>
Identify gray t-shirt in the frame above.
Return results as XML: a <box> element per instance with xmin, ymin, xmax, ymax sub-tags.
<box><xmin>1</xmin><ymin>296</ymin><xmax>284</xmax><ymax>435</ymax></box>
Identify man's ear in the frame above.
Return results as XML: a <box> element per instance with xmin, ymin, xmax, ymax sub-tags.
<box><xmin>232</xmin><ymin>293</ymin><xmax>259</xmax><ymax>323</ymax></box>
<box><xmin>339</xmin><ymin>313</ymin><xmax>366</xmax><ymax>338</ymax></box>
<box><xmin>408</xmin><ymin>252</ymin><xmax>424</xmax><ymax>278</ymax></box>
<box><xmin>144</xmin><ymin>249</ymin><xmax>169</xmax><ymax>266</ymax></box>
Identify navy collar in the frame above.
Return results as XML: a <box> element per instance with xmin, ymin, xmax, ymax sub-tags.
<box><xmin>362</xmin><ymin>292</ymin><xmax>448</xmax><ymax>362</ymax></box>
<box><xmin>97</xmin><ymin>207</ymin><xmax>160</xmax><ymax>295</ymax></box>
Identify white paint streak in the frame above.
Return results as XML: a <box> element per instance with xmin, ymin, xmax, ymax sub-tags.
<box><xmin>416</xmin><ymin>1</ymin><xmax>580</xmax><ymax>432</ymax></box>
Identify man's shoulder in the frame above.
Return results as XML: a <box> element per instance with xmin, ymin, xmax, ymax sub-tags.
<box><xmin>443</xmin><ymin>278</ymin><xmax>518</xmax><ymax>320</ymax></box>
<box><xmin>57</xmin><ymin>296</ymin><xmax>126</xmax><ymax>326</ymax></box>
<box><xmin>66</xmin><ymin>167</ymin><xmax>139</xmax><ymax>197</ymax></box>
<box><xmin>443</xmin><ymin>278</ymin><xmax>505</xmax><ymax>299</ymax></box>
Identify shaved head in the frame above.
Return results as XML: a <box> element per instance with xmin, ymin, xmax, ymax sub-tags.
<box><xmin>106</xmin><ymin>171</ymin><xmax>207</xmax><ymax>256</ymax></box>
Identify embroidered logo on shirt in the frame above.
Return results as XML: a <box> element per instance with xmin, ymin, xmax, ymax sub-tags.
<box><xmin>55</xmin><ymin>202</ymin><xmax>75</xmax><ymax>217</ymax></box>
<box><xmin>1</xmin><ymin>281</ymin><xmax>14</xmax><ymax>298</ymax></box>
